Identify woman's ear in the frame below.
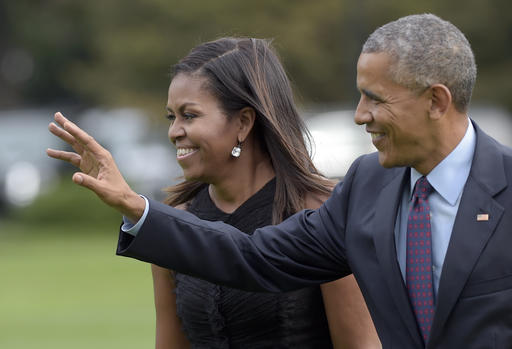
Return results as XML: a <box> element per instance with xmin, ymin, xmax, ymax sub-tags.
<box><xmin>236</xmin><ymin>107</ymin><xmax>257</xmax><ymax>142</ymax></box>
<box><xmin>429</xmin><ymin>84</ymin><xmax>452</xmax><ymax>120</ymax></box>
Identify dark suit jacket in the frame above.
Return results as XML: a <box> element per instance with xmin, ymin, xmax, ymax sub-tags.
<box><xmin>118</xmin><ymin>122</ymin><xmax>512</xmax><ymax>348</ymax></box>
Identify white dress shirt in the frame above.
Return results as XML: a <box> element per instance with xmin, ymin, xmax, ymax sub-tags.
<box><xmin>394</xmin><ymin>119</ymin><xmax>476</xmax><ymax>300</ymax></box>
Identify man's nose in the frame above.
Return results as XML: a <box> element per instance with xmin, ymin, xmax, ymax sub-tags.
<box><xmin>354</xmin><ymin>96</ymin><xmax>373</xmax><ymax>125</ymax></box>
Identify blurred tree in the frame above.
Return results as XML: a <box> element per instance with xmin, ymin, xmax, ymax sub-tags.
<box><xmin>1</xmin><ymin>0</ymin><xmax>511</xmax><ymax>113</ymax></box>
<box><xmin>1</xmin><ymin>1</ymin><xmax>95</xmax><ymax>107</ymax></box>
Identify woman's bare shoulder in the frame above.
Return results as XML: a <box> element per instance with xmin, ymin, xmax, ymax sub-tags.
<box><xmin>174</xmin><ymin>202</ymin><xmax>189</xmax><ymax>211</ymax></box>
<box><xmin>304</xmin><ymin>178</ymin><xmax>338</xmax><ymax>209</ymax></box>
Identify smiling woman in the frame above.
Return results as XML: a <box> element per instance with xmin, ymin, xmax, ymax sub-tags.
<box><xmin>150</xmin><ymin>37</ymin><xmax>380</xmax><ymax>348</ymax></box>
<box><xmin>165</xmin><ymin>74</ymin><xmax>244</xmax><ymax>185</ymax></box>
<box><xmin>161</xmin><ymin>38</ymin><xmax>331</xmax><ymax>222</ymax></box>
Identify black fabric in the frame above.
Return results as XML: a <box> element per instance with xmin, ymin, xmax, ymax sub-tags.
<box><xmin>174</xmin><ymin>179</ymin><xmax>332</xmax><ymax>348</ymax></box>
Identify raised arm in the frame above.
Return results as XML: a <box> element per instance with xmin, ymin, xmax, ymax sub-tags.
<box><xmin>117</xmin><ymin>179</ymin><xmax>354</xmax><ymax>293</ymax></box>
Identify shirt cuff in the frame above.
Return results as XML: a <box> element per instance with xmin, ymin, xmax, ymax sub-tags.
<box><xmin>121</xmin><ymin>195</ymin><xmax>149</xmax><ymax>236</ymax></box>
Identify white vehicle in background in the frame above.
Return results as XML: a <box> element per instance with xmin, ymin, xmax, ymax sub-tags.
<box><xmin>305</xmin><ymin>105</ymin><xmax>512</xmax><ymax>179</ymax></box>
<box><xmin>0</xmin><ymin>109</ymin><xmax>61</xmax><ymax>208</ymax></box>
<box><xmin>0</xmin><ymin>108</ymin><xmax>182</xmax><ymax>210</ymax></box>
<box><xmin>304</xmin><ymin>109</ymin><xmax>374</xmax><ymax>179</ymax></box>
<box><xmin>468</xmin><ymin>105</ymin><xmax>512</xmax><ymax>148</ymax></box>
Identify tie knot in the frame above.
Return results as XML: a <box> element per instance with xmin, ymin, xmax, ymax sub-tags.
<box><xmin>413</xmin><ymin>176</ymin><xmax>433</xmax><ymax>199</ymax></box>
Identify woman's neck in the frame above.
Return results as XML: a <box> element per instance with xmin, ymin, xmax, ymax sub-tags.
<box><xmin>208</xmin><ymin>152</ymin><xmax>275</xmax><ymax>214</ymax></box>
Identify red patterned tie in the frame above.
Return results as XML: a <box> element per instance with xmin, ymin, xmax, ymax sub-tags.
<box><xmin>406</xmin><ymin>176</ymin><xmax>435</xmax><ymax>343</ymax></box>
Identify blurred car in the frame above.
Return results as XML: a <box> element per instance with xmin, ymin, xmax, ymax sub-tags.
<box><xmin>305</xmin><ymin>105</ymin><xmax>512</xmax><ymax>179</ymax></box>
<box><xmin>468</xmin><ymin>105</ymin><xmax>512</xmax><ymax>148</ymax></box>
<box><xmin>0</xmin><ymin>109</ymin><xmax>61</xmax><ymax>208</ymax></box>
<box><xmin>0</xmin><ymin>107</ymin><xmax>184</xmax><ymax>211</ymax></box>
<box><xmin>304</xmin><ymin>109</ymin><xmax>375</xmax><ymax>179</ymax></box>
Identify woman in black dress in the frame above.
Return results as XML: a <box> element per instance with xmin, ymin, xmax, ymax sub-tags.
<box><xmin>150</xmin><ymin>38</ymin><xmax>379</xmax><ymax>348</ymax></box>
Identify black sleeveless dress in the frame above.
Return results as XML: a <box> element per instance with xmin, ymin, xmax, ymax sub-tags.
<box><xmin>174</xmin><ymin>179</ymin><xmax>333</xmax><ymax>348</ymax></box>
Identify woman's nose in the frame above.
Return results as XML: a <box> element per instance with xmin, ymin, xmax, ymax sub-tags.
<box><xmin>168</xmin><ymin>120</ymin><xmax>185</xmax><ymax>143</ymax></box>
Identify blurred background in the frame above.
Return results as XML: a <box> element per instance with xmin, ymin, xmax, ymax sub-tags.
<box><xmin>1</xmin><ymin>0</ymin><xmax>511</xmax><ymax>347</ymax></box>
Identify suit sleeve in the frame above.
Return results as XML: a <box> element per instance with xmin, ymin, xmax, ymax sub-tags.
<box><xmin>116</xmin><ymin>157</ymin><xmax>363</xmax><ymax>292</ymax></box>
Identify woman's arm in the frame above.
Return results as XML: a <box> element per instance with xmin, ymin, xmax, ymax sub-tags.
<box><xmin>306</xmin><ymin>190</ymin><xmax>380</xmax><ymax>348</ymax></box>
<box><xmin>151</xmin><ymin>264</ymin><xmax>190</xmax><ymax>349</ymax></box>
<box><xmin>321</xmin><ymin>277</ymin><xmax>381</xmax><ymax>349</ymax></box>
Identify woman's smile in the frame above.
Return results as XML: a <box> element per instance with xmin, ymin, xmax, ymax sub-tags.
<box><xmin>176</xmin><ymin>147</ymin><xmax>199</xmax><ymax>160</ymax></box>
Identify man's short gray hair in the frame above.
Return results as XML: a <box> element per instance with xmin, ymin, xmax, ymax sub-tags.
<box><xmin>362</xmin><ymin>14</ymin><xmax>476</xmax><ymax>112</ymax></box>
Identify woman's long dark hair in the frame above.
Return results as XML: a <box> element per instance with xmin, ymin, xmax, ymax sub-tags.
<box><xmin>164</xmin><ymin>37</ymin><xmax>332</xmax><ymax>224</ymax></box>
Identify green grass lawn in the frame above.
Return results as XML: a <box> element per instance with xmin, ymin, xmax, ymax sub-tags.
<box><xmin>0</xmin><ymin>182</ymin><xmax>156</xmax><ymax>348</ymax></box>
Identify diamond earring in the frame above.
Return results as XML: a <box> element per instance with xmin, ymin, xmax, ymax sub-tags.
<box><xmin>231</xmin><ymin>141</ymin><xmax>242</xmax><ymax>158</ymax></box>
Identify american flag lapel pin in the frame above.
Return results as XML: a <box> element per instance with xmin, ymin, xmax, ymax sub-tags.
<box><xmin>477</xmin><ymin>213</ymin><xmax>489</xmax><ymax>221</ymax></box>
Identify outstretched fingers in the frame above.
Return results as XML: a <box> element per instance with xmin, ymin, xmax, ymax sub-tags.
<box><xmin>48</xmin><ymin>121</ymin><xmax>84</xmax><ymax>154</ymax></box>
<box><xmin>46</xmin><ymin>148</ymin><xmax>82</xmax><ymax>168</ymax></box>
<box><xmin>49</xmin><ymin>112</ymin><xmax>142</xmax><ymax>217</ymax></box>
<box><xmin>53</xmin><ymin>112</ymin><xmax>106</xmax><ymax>157</ymax></box>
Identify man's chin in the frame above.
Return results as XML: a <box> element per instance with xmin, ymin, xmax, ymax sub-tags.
<box><xmin>377</xmin><ymin>153</ymin><xmax>398</xmax><ymax>169</ymax></box>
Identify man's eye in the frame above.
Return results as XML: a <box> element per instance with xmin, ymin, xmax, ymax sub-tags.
<box><xmin>166</xmin><ymin>114</ymin><xmax>176</xmax><ymax>122</ymax></box>
<box><xmin>183</xmin><ymin>113</ymin><xmax>196</xmax><ymax>120</ymax></box>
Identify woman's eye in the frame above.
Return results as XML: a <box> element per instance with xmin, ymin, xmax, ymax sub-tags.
<box><xmin>166</xmin><ymin>113</ymin><xmax>196</xmax><ymax>123</ymax></box>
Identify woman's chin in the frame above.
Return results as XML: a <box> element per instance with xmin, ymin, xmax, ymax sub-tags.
<box><xmin>182</xmin><ymin>170</ymin><xmax>202</xmax><ymax>182</ymax></box>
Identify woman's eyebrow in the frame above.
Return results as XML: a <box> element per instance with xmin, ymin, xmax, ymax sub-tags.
<box><xmin>166</xmin><ymin>102</ymin><xmax>199</xmax><ymax>113</ymax></box>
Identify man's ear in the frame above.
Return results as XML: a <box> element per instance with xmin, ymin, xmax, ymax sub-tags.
<box><xmin>236</xmin><ymin>107</ymin><xmax>257</xmax><ymax>142</ymax></box>
<box><xmin>429</xmin><ymin>84</ymin><xmax>452</xmax><ymax>120</ymax></box>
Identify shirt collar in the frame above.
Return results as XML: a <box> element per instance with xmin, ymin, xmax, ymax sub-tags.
<box><xmin>410</xmin><ymin>119</ymin><xmax>476</xmax><ymax>205</ymax></box>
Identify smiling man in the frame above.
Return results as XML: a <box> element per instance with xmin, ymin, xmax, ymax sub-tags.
<box><xmin>48</xmin><ymin>14</ymin><xmax>512</xmax><ymax>349</ymax></box>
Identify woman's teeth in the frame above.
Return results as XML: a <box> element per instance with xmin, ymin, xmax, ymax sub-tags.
<box><xmin>177</xmin><ymin>148</ymin><xmax>197</xmax><ymax>157</ymax></box>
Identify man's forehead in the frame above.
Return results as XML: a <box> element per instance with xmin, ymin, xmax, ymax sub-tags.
<box><xmin>357</xmin><ymin>52</ymin><xmax>393</xmax><ymax>70</ymax></box>
<box><xmin>356</xmin><ymin>53</ymin><xmax>396</xmax><ymax>86</ymax></box>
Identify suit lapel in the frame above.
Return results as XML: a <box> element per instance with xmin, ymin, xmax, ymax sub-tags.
<box><xmin>428</xmin><ymin>123</ymin><xmax>507</xmax><ymax>346</ymax></box>
<box><xmin>373</xmin><ymin>168</ymin><xmax>424</xmax><ymax>348</ymax></box>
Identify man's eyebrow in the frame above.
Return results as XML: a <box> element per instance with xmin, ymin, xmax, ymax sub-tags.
<box><xmin>361</xmin><ymin>88</ymin><xmax>385</xmax><ymax>102</ymax></box>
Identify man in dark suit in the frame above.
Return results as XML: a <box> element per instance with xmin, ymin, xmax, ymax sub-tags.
<box><xmin>48</xmin><ymin>14</ymin><xmax>512</xmax><ymax>348</ymax></box>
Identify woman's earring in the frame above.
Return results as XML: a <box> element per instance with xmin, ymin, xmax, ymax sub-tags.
<box><xmin>231</xmin><ymin>141</ymin><xmax>242</xmax><ymax>158</ymax></box>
